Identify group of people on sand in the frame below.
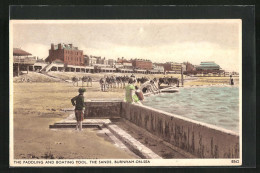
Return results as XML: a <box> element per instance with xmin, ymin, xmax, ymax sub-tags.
<box><xmin>70</xmin><ymin>80</ymin><xmax>145</xmax><ymax>131</ymax></box>
<box><xmin>70</xmin><ymin>74</ymin><xmax>160</xmax><ymax>131</ymax></box>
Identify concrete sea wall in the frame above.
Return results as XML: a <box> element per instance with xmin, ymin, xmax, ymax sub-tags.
<box><xmin>85</xmin><ymin>100</ymin><xmax>239</xmax><ymax>158</ymax></box>
<box><xmin>84</xmin><ymin>100</ymin><xmax>122</xmax><ymax>118</ymax></box>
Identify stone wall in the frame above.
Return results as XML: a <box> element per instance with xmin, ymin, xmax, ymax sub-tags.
<box><xmin>84</xmin><ymin>100</ymin><xmax>122</xmax><ymax>118</ymax></box>
<box><xmin>121</xmin><ymin>102</ymin><xmax>239</xmax><ymax>158</ymax></box>
<box><xmin>84</xmin><ymin>100</ymin><xmax>239</xmax><ymax>158</ymax></box>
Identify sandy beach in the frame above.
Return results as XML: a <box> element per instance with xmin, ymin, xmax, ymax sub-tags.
<box><xmin>12</xmin><ymin>72</ymin><xmax>239</xmax><ymax>159</ymax></box>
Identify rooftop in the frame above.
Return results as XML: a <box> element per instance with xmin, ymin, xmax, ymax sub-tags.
<box><xmin>199</xmin><ymin>61</ymin><xmax>220</xmax><ymax>67</ymax></box>
<box><xmin>52</xmin><ymin>43</ymin><xmax>79</xmax><ymax>50</ymax></box>
<box><xmin>13</xmin><ymin>48</ymin><xmax>32</xmax><ymax>56</ymax></box>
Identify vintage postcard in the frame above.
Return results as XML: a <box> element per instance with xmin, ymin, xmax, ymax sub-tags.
<box><xmin>10</xmin><ymin>19</ymin><xmax>242</xmax><ymax>167</ymax></box>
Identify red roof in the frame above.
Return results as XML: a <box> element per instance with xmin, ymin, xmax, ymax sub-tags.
<box><xmin>117</xmin><ymin>59</ymin><xmax>131</xmax><ymax>63</ymax></box>
<box><xmin>13</xmin><ymin>48</ymin><xmax>32</xmax><ymax>56</ymax></box>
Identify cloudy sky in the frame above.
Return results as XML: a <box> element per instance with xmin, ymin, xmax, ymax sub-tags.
<box><xmin>11</xmin><ymin>20</ymin><xmax>241</xmax><ymax>72</ymax></box>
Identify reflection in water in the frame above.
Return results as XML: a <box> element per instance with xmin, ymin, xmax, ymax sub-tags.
<box><xmin>142</xmin><ymin>86</ymin><xmax>239</xmax><ymax>133</ymax></box>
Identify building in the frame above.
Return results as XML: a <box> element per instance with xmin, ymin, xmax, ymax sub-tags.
<box><xmin>84</xmin><ymin>55</ymin><xmax>107</xmax><ymax>66</ymax></box>
<box><xmin>84</xmin><ymin>55</ymin><xmax>90</xmax><ymax>66</ymax></box>
<box><xmin>100</xmin><ymin>57</ymin><xmax>108</xmax><ymax>65</ymax></box>
<box><xmin>170</xmin><ymin>62</ymin><xmax>183</xmax><ymax>73</ymax></box>
<box><xmin>163</xmin><ymin>63</ymin><xmax>171</xmax><ymax>72</ymax></box>
<box><xmin>93</xmin><ymin>56</ymin><xmax>108</xmax><ymax>65</ymax></box>
<box><xmin>45</xmin><ymin>43</ymin><xmax>84</xmax><ymax>66</ymax></box>
<box><xmin>163</xmin><ymin>62</ymin><xmax>185</xmax><ymax>74</ymax></box>
<box><xmin>182</xmin><ymin>64</ymin><xmax>186</xmax><ymax>72</ymax></box>
<box><xmin>122</xmin><ymin>62</ymin><xmax>133</xmax><ymax>69</ymax></box>
<box><xmin>84</xmin><ymin>55</ymin><xmax>112</xmax><ymax>72</ymax></box>
<box><xmin>183</xmin><ymin>61</ymin><xmax>195</xmax><ymax>71</ymax></box>
<box><xmin>114</xmin><ymin>63</ymin><xmax>124</xmax><ymax>69</ymax></box>
<box><xmin>108</xmin><ymin>59</ymin><xmax>115</xmax><ymax>67</ymax></box>
<box><xmin>103</xmin><ymin>59</ymin><xmax>108</xmax><ymax>65</ymax></box>
<box><xmin>95</xmin><ymin>56</ymin><xmax>102</xmax><ymax>64</ymax></box>
<box><xmin>116</xmin><ymin>57</ymin><xmax>129</xmax><ymax>64</ymax></box>
<box><xmin>196</xmin><ymin>61</ymin><xmax>221</xmax><ymax>71</ymax></box>
<box><xmin>224</xmin><ymin>71</ymin><xmax>239</xmax><ymax>76</ymax></box>
<box><xmin>152</xmin><ymin>64</ymin><xmax>164</xmax><ymax>73</ymax></box>
<box><xmin>13</xmin><ymin>48</ymin><xmax>37</xmax><ymax>76</ymax></box>
<box><xmin>132</xmin><ymin>59</ymin><xmax>153</xmax><ymax>70</ymax></box>
<box><xmin>90</xmin><ymin>56</ymin><xmax>98</xmax><ymax>65</ymax></box>
<box><xmin>116</xmin><ymin>57</ymin><xmax>133</xmax><ymax>69</ymax></box>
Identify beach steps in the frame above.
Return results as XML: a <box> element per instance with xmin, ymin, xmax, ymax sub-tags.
<box><xmin>49</xmin><ymin>123</ymin><xmax>103</xmax><ymax>129</ymax></box>
<box><xmin>49</xmin><ymin>115</ymin><xmax>162</xmax><ymax>159</ymax></box>
<box><xmin>49</xmin><ymin>114</ymin><xmax>112</xmax><ymax>129</ymax></box>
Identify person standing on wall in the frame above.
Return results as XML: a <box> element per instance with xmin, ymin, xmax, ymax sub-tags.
<box><xmin>71</xmin><ymin>88</ymin><xmax>86</xmax><ymax>131</ymax></box>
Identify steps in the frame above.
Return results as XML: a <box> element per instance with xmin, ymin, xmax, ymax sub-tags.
<box><xmin>40</xmin><ymin>63</ymin><xmax>55</xmax><ymax>72</ymax></box>
<box><xmin>49</xmin><ymin>114</ymin><xmax>162</xmax><ymax>159</ymax></box>
<box><xmin>49</xmin><ymin>123</ymin><xmax>102</xmax><ymax>129</ymax></box>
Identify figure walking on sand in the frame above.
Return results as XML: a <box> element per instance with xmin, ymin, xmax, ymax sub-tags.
<box><xmin>230</xmin><ymin>75</ymin><xmax>234</xmax><ymax>85</ymax></box>
<box><xmin>71</xmin><ymin>88</ymin><xmax>86</xmax><ymax>131</ymax></box>
<box><xmin>124</xmin><ymin>78</ymin><xmax>142</xmax><ymax>105</ymax></box>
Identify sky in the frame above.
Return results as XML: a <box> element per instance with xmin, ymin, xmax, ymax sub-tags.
<box><xmin>11</xmin><ymin>20</ymin><xmax>241</xmax><ymax>72</ymax></box>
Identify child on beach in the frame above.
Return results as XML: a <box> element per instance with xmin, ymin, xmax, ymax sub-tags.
<box><xmin>135</xmin><ymin>86</ymin><xmax>144</xmax><ymax>101</ymax></box>
<box><xmin>71</xmin><ymin>88</ymin><xmax>86</xmax><ymax>131</ymax></box>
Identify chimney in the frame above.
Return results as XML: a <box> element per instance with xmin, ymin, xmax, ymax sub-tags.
<box><xmin>58</xmin><ymin>43</ymin><xmax>62</xmax><ymax>49</ymax></box>
<box><xmin>51</xmin><ymin>43</ymin><xmax>54</xmax><ymax>50</ymax></box>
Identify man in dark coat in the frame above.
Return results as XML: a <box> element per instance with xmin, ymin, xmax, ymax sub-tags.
<box><xmin>230</xmin><ymin>75</ymin><xmax>234</xmax><ymax>85</ymax></box>
<box><xmin>71</xmin><ymin>88</ymin><xmax>86</xmax><ymax>131</ymax></box>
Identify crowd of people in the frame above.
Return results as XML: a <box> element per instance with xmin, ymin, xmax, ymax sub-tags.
<box><xmin>70</xmin><ymin>74</ymin><xmax>164</xmax><ymax>131</ymax></box>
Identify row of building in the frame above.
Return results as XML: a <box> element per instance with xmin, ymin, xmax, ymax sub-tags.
<box><xmin>13</xmin><ymin>43</ymin><xmax>239</xmax><ymax>75</ymax></box>
<box><xmin>45</xmin><ymin>43</ymin><xmax>221</xmax><ymax>74</ymax></box>
<box><xmin>45</xmin><ymin>43</ymin><xmax>165</xmax><ymax>73</ymax></box>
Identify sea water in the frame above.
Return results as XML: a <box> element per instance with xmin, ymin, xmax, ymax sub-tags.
<box><xmin>142</xmin><ymin>86</ymin><xmax>240</xmax><ymax>133</ymax></box>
